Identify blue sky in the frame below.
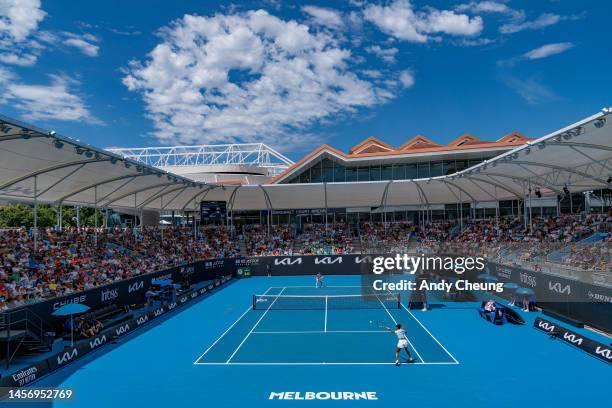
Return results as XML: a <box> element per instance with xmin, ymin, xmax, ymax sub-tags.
<box><xmin>0</xmin><ymin>0</ymin><xmax>609</xmax><ymax>160</ymax></box>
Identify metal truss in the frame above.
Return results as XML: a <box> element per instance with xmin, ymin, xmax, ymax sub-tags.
<box><xmin>107</xmin><ymin>143</ymin><xmax>294</xmax><ymax>176</ymax></box>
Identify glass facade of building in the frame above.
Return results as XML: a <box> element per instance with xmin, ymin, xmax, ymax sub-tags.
<box><xmin>282</xmin><ymin>157</ymin><xmax>490</xmax><ymax>184</ymax></box>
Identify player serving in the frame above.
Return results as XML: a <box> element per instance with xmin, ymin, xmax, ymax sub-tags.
<box><xmin>315</xmin><ymin>272</ymin><xmax>324</xmax><ymax>288</ymax></box>
<box><xmin>386</xmin><ymin>323</ymin><xmax>414</xmax><ymax>366</ymax></box>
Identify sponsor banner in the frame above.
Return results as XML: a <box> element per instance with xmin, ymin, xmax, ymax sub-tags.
<box><xmin>3</xmin><ymin>276</ymin><xmax>233</xmax><ymax>388</ymax></box>
<box><xmin>534</xmin><ymin>317</ymin><xmax>612</xmax><ymax>364</ymax></box>
<box><xmin>134</xmin><ymin>313</ymin><xmax>151</xmax><ymax>327</ymax></box>
<box><xmin>112</xmin><ymin>320</ymin><xmax>134</xmax><ymax>338</ymax></box>
<box><xmin>46</xmin><ymin>346</ymin><xmax>80</xmax><ymax>371</ymax></box>
<box><xmin>0</xmin><ymin>360</ymin><xmax>50</xmax><ymax>388</ymax></box>
<box><xmin>485</xmin><ymin>262</ymin><xmax>612</xmax><ymax>332</ymax></box>
<box><xmin>78</xmin><ymin>332</ymin><xmax>110</xmax><ymax>353</ymax></box>
<box><xmin>2</xmin><ymin>262</ymin><xmax>232</xmax><ymax>330</ymax></box>
<box><xmin>241</xmin><ymin>255</ymin><xmax>374</xmax><ymax>276</ymax></box>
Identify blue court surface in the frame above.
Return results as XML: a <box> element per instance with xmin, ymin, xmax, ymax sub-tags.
<box><xmin>42</xmin><ymin>275</ymin><xmax>609</xmax><ymax>408</ymax></box>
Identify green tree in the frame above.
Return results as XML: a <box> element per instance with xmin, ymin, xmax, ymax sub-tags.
<box><xmin>0</xmin><ymin>203</ymin><xmax>102</xmax><ymax>228</ymax></box>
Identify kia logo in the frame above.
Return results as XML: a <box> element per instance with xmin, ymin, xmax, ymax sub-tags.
<box><xmin>274</xmin><ymin>257</ymin><xmax>302</xmax><ymax>266</ymax></box>
<box><xmin>595</xmin><ymin>347</ymin><xmax>612</xmax><ymax>360</ymax></box>
<box><xmin>89</xmin><ymin>335</ymin><xmax>107</xmax><ymax>349</ymax></box>
<box><xmin>538</xmin><ymin>321</ymin><xmax>555</xmax><ymax>332</ymax></box>
<box><xmin>57</xmin><ymin>348</ymin><xmax>78</xmax><ymax>364</ymax></box>
<box><xmin>355</xmin><ymin>256</ymin><xmax>372</xmax><ymax>264</ymax></box>
<box><xmin>128</xmin><ymin>281</ymin><xmax>144</xmax><ymax>293</ymax></box>
<box><xmin>562</xmin><ymin>333</ymin><xmax>583</xmax><ymax>345</ymax></box>
<box><xmin>549</xmin><ymin>281</ymin><xmax>571</xmax><ymax>295</ymax></box>
<box><xmin>136</xmin><ymin>315</ymin><xmax>149</xmax><ymax>325</ymax></box>
<box><xmin>115</xmin><ymin>324</ymin><xmax>130</xmax><ymax>335</ymax></box>
<box><xmin>315</xmin><ymin>257</ymin><xmax>342</xmax><ymax>265</ymax></box>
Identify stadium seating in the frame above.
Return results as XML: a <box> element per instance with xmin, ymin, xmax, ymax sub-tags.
<box><xmin>0</xmin><ymin>212</ymin><xmax>609</xmax><ymax>310</ymax></box>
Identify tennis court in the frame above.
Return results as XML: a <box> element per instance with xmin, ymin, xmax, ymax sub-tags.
<box><xmin>48</xmin><ymin>274</ymin><xmax>610</xmax><ymax>408</ymax></box>
<box><xmin>194</xmin><ymin>285</ymin><xmax>458</xmax><ymax>365</ymax></box>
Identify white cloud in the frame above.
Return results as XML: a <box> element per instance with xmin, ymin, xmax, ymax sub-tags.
<box><xmin>0</xmin><ymin>0</ymin><xmax>45</xmax><ymax>41</ymax></box>
<box><xmin>302</xmin><ymin>5</ymin><xmax>343</xmax><ymax>29</ymax></box>
<box><xmin>457</xmin><ymin>2</ymin><xmax>581</xmax><ymax>36</ymax></box>
<box><xmin>502</xmin><ymin>75</ymin><xmax>558</xmax><ymax>104</ymax></box>
<box><xmin>364</xmin><ymin>0</ymin><xmax>483</xmax><ymax>43</ymax></box>
<box><xmin>524</xmin><ymin>42</ymin><xmax>574</xmax><ymax>60</ymax></box>
<box><xmin>0</xmin><ymin>0</ymin><xmax>46</xmax><ymax>65</ymax></box>
<box><xmin>366</xmin><ymin>45</ymin><xmax>398</xmax><ymax>63</ymax></box>
<box><xmin>398</xmin><ymin>70</ymin><xmax>415</xmax><ymax>88</ymax></box>
<box><xmin>500</xmin><ymin>13</ymin><xmax>561</xmax><ymax>34</ymax></box>
<box><xmin>124</xmin><ymin>10</ymin><xmax>405</xmax><ymax>147</ymax></box>
<box><xmin>63</xmin><ymin>32</ymin><xmax>100</xmax><ymax>56</ymax></box>
<box><xmin>421</xmin><ymin>9</ymin><xmax>483</xmax><ymax>36</ymax></box>
<box><xmin>456</xmin><ymin>1</ymin><xmax>515</xmax><ymax>15</ymax></box>
<box><xmin>0</xmin><ymin>51</ymin><xmax>37</xmax><ymax>66</ymax></box>
<box><xmin>1</xmin><ymin>73</ymin><xmax>101</xmax><ymax>123</ymax></box>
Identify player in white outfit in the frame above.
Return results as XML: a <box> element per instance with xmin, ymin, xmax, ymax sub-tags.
<box><xmin>386</xmin><ymin>323</ymin><xmax>413</xmax><ymax>366</ymax></box>
<box><xmin>315</xmin><ymin>272</ymin><xmax>324</xmax><ymax>288</ymax></box>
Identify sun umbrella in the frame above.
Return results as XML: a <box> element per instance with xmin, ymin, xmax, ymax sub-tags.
<box><xmin>52</xmin><ymin>303</ymin><xmax>90</xmax><ymax>346</ymax></box>
<box><xmin>477</xmin><ymin>274</ymin><xmax>498</xmax><ymax>281</ymax></box>
<box><xmin>52</xmin><ymin>303</ymin><xmax>90</xmax><ymax>316</ymax></box>
<box><xmin>516</xmin><ymin>287</ymin><xmax>535</xmax><ymax>296</ymax></box>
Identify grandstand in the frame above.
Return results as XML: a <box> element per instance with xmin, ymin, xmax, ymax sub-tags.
<box><xmin>0</xmin><ymin>109</ymin><xmax>610</xmax><ymax>406</ymax></box>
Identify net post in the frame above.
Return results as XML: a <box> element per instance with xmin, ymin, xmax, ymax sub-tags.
<box><xmin>396</xmin><ymin>293</ymin><xmax>400</xmax><ymax>309</ymax></box>
<box><xmin>252</xmin><ymin>295</ymin><xmax>255</xmax><ymax>310</ymax></box>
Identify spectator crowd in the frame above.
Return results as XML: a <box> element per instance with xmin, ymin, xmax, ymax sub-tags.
<box><xmin>1</xmin><ymin>212</ymin><xmax>609</xmax><ymax>310</ymax></box>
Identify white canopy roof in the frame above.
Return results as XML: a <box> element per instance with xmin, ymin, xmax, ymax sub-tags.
<box><xmin>0</xmin><ymin>108</ymin><xmax>610</xmax><ymax>212</ymax></box>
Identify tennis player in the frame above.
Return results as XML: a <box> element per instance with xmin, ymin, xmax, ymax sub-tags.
<box><xmin>315</xmin><ymin>272</ymin><xmax>324</xmax><ymax>288</ymax></box>
<box><xmin>386</xmin><ymin>323</ymin><xmax>413</xmax><ymax>366</ymax></box>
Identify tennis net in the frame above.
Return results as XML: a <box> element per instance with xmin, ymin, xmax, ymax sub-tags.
<box><xmin>252</xmin><ymin>293</ymin><xmax>401</xmax><ymax>310</ymax></box>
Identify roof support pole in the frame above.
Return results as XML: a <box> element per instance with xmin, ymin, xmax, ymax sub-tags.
<box><xmin>94</xmin><ymin>186</ymin><xmax>98</xmax><ymax>245</ymax></box>
<box><xmin>522</xmin><ymin>184</ymin><xmax>527</xmax><ymax>231</ymax></box>
<box><xmin>259</xmin><ymin>186</ymin><xmax>274</xmax><ymax>237</ymax></box>
<box><xmin>495</xmin><ymin>186</ymin><xmax>499</xmax><ymax>236</ymax></box>
<box><xmin>528</xmin><ymin>180</ymin><xmax>533</xmax><ymax>234</ymax></box>
<box><xmin>324</xmin><ymin>182</ymin><xmax>328</xmax><ymax>231</ymax></box>
<box><xmin>104</xmin><ymin>206</ymin><xmax>108</xmax><ymax>229</ymax></box>
<box><xmin>160</xmin><ymin>194</ymin><xmax>164</xmax><ymax>242</ymax></box>
<box><xmin>193</xmin><ymin>197</ymin><xmax>197</xmax><ymax>241</ymax></box>
<box><xmin>380</xmin><ymin>181</ymin><xmax>392</xmax><ymax>234</ymax></box>
<box><xmin>459</xmin><ymin>188</ymin><xmax>463</xmax><ymax>232</ymax></box>
<box><xmin>133</xmin><ymin>193</ymin><xmax>137</xmax><ymax>229</ymax></box>
<box><xmin>227</xmin><ymin>186</ymin><xmax>241</xmax><ymax>236</ymax></box>
<box><xmin>33</xmin><ymin>175</ymin><xmax>38</xmax><ymax>251</ymax></box>
<box><xmin>76</xmin><ymin>206</ymin><xmax>80</xmax><ymax>229</ymax></box>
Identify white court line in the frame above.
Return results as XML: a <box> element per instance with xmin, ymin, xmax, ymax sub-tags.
<box><xmin>252</xmin><ymin>330</ymin><xmax>389</xmax><ymax>334</ymax></box>
<box><xmin>193</xmin><ymin>304</ymin><xmax>252</xmax><ymax>364</ymax></box>
<box><xmin>194</xmin><ymin>361</ymin><xmax>459</xmax><ymax>366</ymax></box>
<box><xmin>324</xmin><ymin>296</ymin><xmax>328</xmax><ymax>333</ymax></box>
<box><xmin>376</xmin><ymin>295</ymin><xmax>425</xmax><ymax>363</ymax></box>
<box><xmin>400</xmin><ymin>302</ymin><xmax>459</xmax><ymax>364</ymax></box>
<box><xmin>193</xmin><ymin>286</ymin><xmax>275</xmax><ymax>364</ymax></box>
<box><xmin>225</xmin><ymin>287</ymin><xmax>286</xmax><ymax>363</ymax></box>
